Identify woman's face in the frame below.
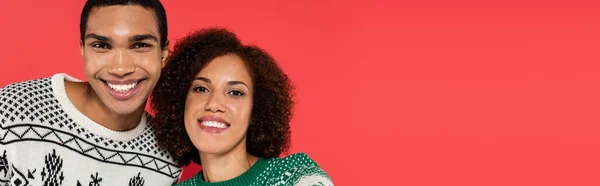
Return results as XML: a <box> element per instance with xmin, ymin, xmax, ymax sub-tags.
<box><xmin>184</xmin><ymin>54</ymin><xmax>254</xmax><ymax>155</ymax></box>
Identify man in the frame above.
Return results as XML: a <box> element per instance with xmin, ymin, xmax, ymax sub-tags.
<box><xmin>0</xmin><ymin>0</ymin><xmax>181</xmax><ymax>185</ymax></box>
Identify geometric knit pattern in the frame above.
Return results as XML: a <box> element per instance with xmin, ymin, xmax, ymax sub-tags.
<box><xmin>0</xmin><ymin>123</ymin><xmax>180</xmax><ymax>178</ymax></box>
<box><xmin>0</xmin><ymin>77</ymin><xmax>170</xmax><ymax>156</ymax></box>
<box><xmin>0</xmin><ymin>74</ymin><xmax>182</xmax><ymax>186</ymax></box>
<box><xmin>176</xmin><ymin>153</ymin><xmax>333</xmax><ymax>186</ymax></box>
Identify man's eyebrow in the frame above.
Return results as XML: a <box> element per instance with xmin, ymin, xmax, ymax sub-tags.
<box><xmin>85</xmin><ymin>33</ymin><xmax>111</xmax><ymax>42</ymax></box>
<box><xmin>130</xmin><ymin>34</ymin><xmax>158</xmax><ymax>43</ymax></box>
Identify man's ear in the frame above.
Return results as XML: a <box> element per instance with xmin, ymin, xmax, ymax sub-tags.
<box><xmin>161</xmin><ymin>40</ymin><xmax>170</xmax><ymax>68</ymax></box>
<box><xmin>79</xmin><ymin>41</ymin><xmax>84</xmax><ymax>58</ymax></box>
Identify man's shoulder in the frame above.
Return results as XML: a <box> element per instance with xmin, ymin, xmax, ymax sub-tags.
<box><xmin>0</xmin><ymin>76</ymin><xmax>53</xmax><ymax>88</ymax></box>
<box><xmin>136</xmin><ymin>113</ymin><xmax>182</xmax><ymax>168</ymax></box>
<box><xmin>0</xmin><ymin>76</ymin><xmax>53</xmax><ymax>99</ymax></box>
<box><xmin>0</xmin><ymin>77</ymin><xmax>54</xmax><ymax>123</ymax></box>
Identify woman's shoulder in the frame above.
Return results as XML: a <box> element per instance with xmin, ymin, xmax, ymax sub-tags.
<box><xmin>265</xmin><ymin>152</ymin><xmax>334</xmax><ymax>186</ymax></box>
<box><xmin>173</xmin><ymin>174</ymin><xmax>200</xmax><ymax>186</ymax></box>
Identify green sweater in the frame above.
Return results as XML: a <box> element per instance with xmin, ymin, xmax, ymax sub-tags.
<box><xmin>175</xmin><ymin>153</ymin><xmax>333</xmax><ymax>186</ymax></box>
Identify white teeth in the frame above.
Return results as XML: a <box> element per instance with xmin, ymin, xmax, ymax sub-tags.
<box><xmin>107</xmin><ymin>82</ymin><xmax>138</xmax><ymax>92</ymax></box>
<box><xmin>201</xmin><ymin>121</ymin><xmax>228</xmax><ymax>129</ymax></box>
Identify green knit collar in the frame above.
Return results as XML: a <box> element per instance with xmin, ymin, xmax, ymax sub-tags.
<box><xmin>192</xmin><ymin>157</ymin><xmax>268</xmax><ymax>186</ymax></box>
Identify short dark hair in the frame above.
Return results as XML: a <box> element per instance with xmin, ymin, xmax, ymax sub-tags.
<box><xmin>151</xmin><ymin>28</ymin><xmax>294</xmax><ymax>166</ymax></box>
<box><xmin>80</xmin><ymin>0</ymin><xmax>168</xmax><ymax>48</ymax></box>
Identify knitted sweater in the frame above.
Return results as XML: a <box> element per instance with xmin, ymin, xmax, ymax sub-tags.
<box><xmin>0</xmin><ymin>73</ymin><xmax>181</xmax><ymax>186</ymax></box>
<box><xmin>176</xmin><ymin>153</ymin><xmax>333</xmax><ymax>186</ymax></box>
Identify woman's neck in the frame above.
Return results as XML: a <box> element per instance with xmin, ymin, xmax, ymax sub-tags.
<box><xmin>199</xmin><ymin>147</ymin><xmax>258</xmax><ymax>183</ymax></box>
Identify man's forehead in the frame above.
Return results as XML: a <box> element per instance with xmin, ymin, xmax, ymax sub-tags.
<box><xmin>86</xmin><ymin>5</ymin><xmax>158</xmax><ymax>37</ymax></box>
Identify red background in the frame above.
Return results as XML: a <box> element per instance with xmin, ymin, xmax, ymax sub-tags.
<box><xmin>1</xmin><ymin>0</ymin><xmax>600</xmax><ymax>185</ymax></box>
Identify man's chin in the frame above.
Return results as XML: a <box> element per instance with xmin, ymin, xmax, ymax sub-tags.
<box><xmin>106</xmin><ymin>100</ymin><xmax>146</xmax><ymax>116</ymax></box>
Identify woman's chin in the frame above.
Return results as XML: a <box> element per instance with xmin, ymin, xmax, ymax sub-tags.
<box><xmin>196</xmin><ymin>145</ymin><xmax>233</xmax><ymax>156</ymax></box>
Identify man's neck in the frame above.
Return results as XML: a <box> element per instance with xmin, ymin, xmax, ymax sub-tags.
<box><xmin>65</xmin><ymin>81</ymin><xmax>142</xmax><ymax>131</ymax></box>
<box><xmin>199</xmin><ymin>143</ymin><xmax>258</xmax><ymax>183</ymax></box>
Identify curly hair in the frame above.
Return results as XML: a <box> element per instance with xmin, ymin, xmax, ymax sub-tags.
<box><xmin>151</xmin><ymin>28</ymin><xmax>294</xmax><ymax>166</ymax></box>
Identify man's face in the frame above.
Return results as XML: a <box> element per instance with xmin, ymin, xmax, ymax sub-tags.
<box><xmin>80</xmin><ymin>5</ymin><xmax>167</xmax><ymax>116</ymax></box>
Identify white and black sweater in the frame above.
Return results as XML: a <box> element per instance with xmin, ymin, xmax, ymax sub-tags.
<box><xmin>0</xmin><ymin>73</ymin><xmax>181</xmax><ymax>186</ymax></box>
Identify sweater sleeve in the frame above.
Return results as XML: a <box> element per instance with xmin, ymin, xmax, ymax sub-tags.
<box><xmin>0</xmin><ymin>86</ymin><xmax>10</xmax><ymax>185</ymax></box>
<box><xmin>293</xmin><ymin>167</ymin><xmax>334</xmax><ymax>186</ymax></box>
<box><xmin>281</xmin><ymin>153</ymin><xmax>334</xmax><ymax>186</ymax></box>
<box><xmin>0</xmin><ymin>149</ymin><xmax>8</xmax><ymax>186</ymax></box>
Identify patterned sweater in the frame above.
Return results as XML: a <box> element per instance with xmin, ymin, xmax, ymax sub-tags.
<box><xmin>0</xmin><ymin>73</ymin><xmax>181</xmax><ymax>186</ymax></box>
<box><xmin>176</xmin><ymin>153</ymin><xmax>333</xmax><ymax>186</ymax></box>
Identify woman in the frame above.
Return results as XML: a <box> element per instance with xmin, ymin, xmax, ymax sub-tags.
<box><xmin>152</xmin><ymin>28</ymin><xmax>333</xmax><ymax>186</ymax></box>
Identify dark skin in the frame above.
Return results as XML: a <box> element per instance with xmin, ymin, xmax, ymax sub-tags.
<box><xmin>68</xmin><ymin>5</ymin><xmax>168</xmax><ymax>131</ymax></box>
<box><xmin>152</xmin><ymin>28</ymin><xmax>294</xmax><ymax>174</ymax></box>
<box><xmin>184</xmin><ymin>54</ymin><xmax>258</xmax><ymax>182</ymax></box>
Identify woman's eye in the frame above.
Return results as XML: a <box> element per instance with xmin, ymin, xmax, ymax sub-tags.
<box><xmin>193</xmin><ymin>86</ymin><xmax>209</xmax><ymax>93</ymax></box>
<box><xmin>228</xmin><ymin>90</ymin><xmax>245</xmax><ymax>96</ymax></box>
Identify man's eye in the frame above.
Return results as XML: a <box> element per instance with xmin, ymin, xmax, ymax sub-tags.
<box><xmin>92</xmin><ymin>43</ymin><xmax>111</xmax><ymax>49</ymax></box>
<box><xmin>132</xmin><ymin>43</ymin><xmax>152</xmax><ymax>49</ymax></box>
